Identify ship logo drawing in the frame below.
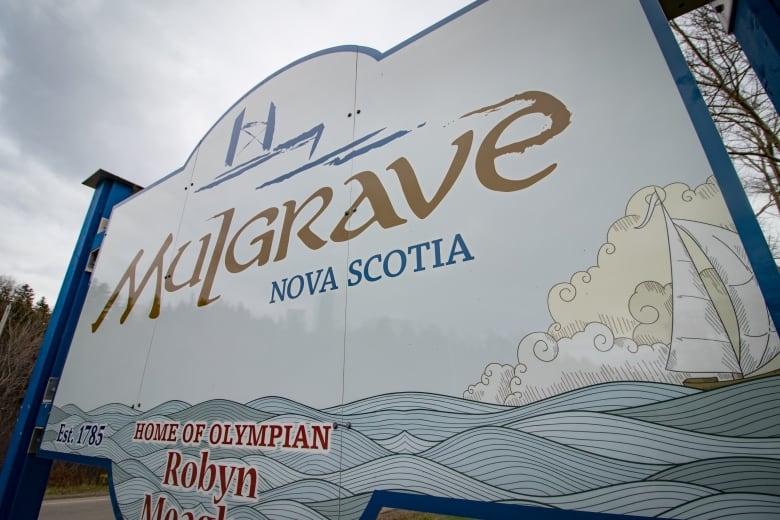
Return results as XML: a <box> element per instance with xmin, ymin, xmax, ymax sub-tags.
<box><xmin>637</xmin><ymin>189</ymin><xmax>780</xmax><ymax>385</ymax></box>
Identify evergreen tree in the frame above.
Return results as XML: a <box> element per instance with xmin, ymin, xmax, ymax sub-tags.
<box><xmin>0</xmin><ymin>277</ymin><xmax>50</xmax><ymax>463</ymax></box>
<box><xmin>34</xmin><ymin>297</ymin><xmax>50</xmax><ymax>317</ymax></box>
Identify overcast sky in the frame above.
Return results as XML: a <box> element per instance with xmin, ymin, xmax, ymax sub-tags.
<box><xmin>0</xmin><ymin>0</ymin><xmax>472</xmax><ymax>305</ymax></box>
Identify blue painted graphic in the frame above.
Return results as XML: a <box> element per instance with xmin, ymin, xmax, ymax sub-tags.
<box><xmin>42</xmin><ymin>377</ymin><xmax>780</xmax><ymax>519</ymax></box>
<box><xmin>199</xmin><ymin>98</ymin><xmax>420</xmax><ymax>192</ymax></box>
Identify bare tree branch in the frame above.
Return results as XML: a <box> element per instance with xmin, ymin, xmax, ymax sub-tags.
<box><xmin>672</xmin><ymin>6</ymin><xmax>780</xmax><ymax>259</ymax></box>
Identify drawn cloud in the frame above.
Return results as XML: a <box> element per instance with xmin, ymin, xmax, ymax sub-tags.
<box><xmin>465</xmin><ymin>177</ymin><xmax>739</xmax><ymax>405</ymax></box>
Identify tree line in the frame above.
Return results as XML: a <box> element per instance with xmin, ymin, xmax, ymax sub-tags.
<box><xmin>0</xmin><ymin>276</ymin><xmax>105</xmax><ymax>489</ymax></box>
<box><xmin>0</xmin><ymin>276</ymin><xmax>50</xmax><ymax>462</ymax></box>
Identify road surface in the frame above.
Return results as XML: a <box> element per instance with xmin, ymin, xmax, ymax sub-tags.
<box><xmin>39</xmin><ymin>494</ymin><xmax>114</xmax><ymax>519</ymax></box>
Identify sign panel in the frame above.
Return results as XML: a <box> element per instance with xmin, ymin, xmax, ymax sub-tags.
<box><xmin>43</xmin><ymin>1</ymin><xmax>780</xmax><ymax>519</ymax></box>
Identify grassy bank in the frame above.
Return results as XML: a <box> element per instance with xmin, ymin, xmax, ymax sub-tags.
<box><xmin>44</xmin><ymin>483</ymin><xmax>109</xmax><ymax>497</ymax></box>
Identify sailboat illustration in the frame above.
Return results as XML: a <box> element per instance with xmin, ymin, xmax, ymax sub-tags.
<box><xmin>637</xmin><ymin>190</ymin><xmax>780</xmax><ymax>389</ymax></box>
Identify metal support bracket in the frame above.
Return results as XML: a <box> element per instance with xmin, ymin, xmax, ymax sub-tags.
<box><xmin>43</xmin><ymin>378</ymin><xmax>59</xmax><ymax>403</ymax></box>
<box><xmin>27</xmin><ymin>428</ymin><xmax>43</xmax><ymax>455</ymax></box>
<box><xmin>712</xmin><ymin>0</ymin><xmax>737</xmax><ymax>32</ymax></box>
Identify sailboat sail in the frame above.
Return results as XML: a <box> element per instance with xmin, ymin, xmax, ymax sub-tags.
<box><xmin>637</xmin><ymin>189</ymin><xmax>780</xmax><ymax>376</ymax></box>
<box><xmin>673</xmin><ymin>219</ymin><xmax>772</xmax><ymax>375</ymax></box>
<box><xmin>761</xmin><ymin>322</ymin><xmax>780</xmax><ymax>370</ymax></box>
<box><xmin>661</xmin><ymin>207</ymin><xmax>741</xmax><ymax>373</ymax></box>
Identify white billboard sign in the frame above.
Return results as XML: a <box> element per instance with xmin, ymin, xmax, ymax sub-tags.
<box><xmin>43</xmin><ymin>1</ymin><xmax>780</xmax><ymax>518</ymax></box>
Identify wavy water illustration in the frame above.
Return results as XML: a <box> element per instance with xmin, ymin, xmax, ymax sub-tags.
<box><xmin>648</xmin><ymin>457</ymin><xmax>780</xmax><ymax>494</ymax></box>
<box><xmin>421</xmin><ymin>427</ymin><xmax>663</xmax><ymax>493</ymax></box>
<box><xmin>509</xmin><ymin>411</ymin><xmax>780</xmax><ymax>464</ymax></box>
<box><xmin>612</xmin><ymin>377</ymin><xmax>780</xmax><ymax>437</ymax></box>
<box><xmin>41</xmin><ymin>378</ymin><xmax>780</xmax><ymax>519</ymax></box>
<box><xmin>661</xmin><ymin>492</ymin><xmax>780</xmax><ymax>519</ymax></box>
<box><xmin>375</xmin><ymin>431</ymin><xmax>438</xmax><ymax>454</ymax></box>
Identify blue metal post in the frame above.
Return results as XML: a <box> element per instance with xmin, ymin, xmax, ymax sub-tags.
<box><xmin>0</xmin><ymin>170</ymin><xmax>139</xmax><ymax>519</ymax></box>
<box><xmin>732</xmin><ymin>0</ymin><xmax>780</xmax><ymax>112</ymax></box>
